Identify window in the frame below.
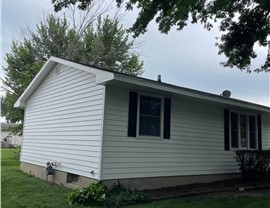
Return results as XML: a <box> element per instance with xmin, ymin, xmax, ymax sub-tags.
<box><xmin>128</xmin><ymin>91</ymin><xmax>171</xmax><ymax>139</ymax></box>
<box><xmin>138</xmin><ymin>95</ymin><xmax>162</xmax><ymax>137</ymax></box>
<box><xmin>230</xmin><ymin>112</ymin><xmax>258</xmax><ymax>150</ymax></box>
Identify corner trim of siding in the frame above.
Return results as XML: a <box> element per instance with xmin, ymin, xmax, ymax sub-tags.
<box><xmin>98</xmin><ymin>86</ymin><xmax>106</xmax><ymax>180</ymax></box>
<box><xmin>20</xmin><ymin>108</ymin><xmax>27</xmax><ymax>163</ymax></box>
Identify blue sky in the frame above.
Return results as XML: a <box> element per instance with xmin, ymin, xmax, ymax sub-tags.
<box><xmin>1</xmin><ymin>0</ymin><xmax>269</xmax><ymax>106</ymax></box>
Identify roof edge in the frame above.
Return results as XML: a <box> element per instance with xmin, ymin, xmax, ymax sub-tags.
<box><xmin>14</xmin><ymin>56</ymin><xmax>114</xmax><ymax>108</ymax></box>
<box><xmin>14</xmin><ymin>56</ymin><xmax>269</xmax><ymax>113</ymax></box>
<box><xmin>14</xmin><ymin>57</ymin><xmax>57</xmax><ymax>108</ymax></box>
<box><xmin>113</xmin><ymin>73</ymin><xmax>270</xmax><ymax>113</ymax></box>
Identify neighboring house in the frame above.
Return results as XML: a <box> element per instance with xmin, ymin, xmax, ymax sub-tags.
<box><xmin>15</xmin><ymin>56</ymin><xmax>270</xmax><ymax>190</ymax></box>
<box><xmin>1</xmin><ymin>123</ymin><xmax>22</xmax><ymax>146</ymax></box>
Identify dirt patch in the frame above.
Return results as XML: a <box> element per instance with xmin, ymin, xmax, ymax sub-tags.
<box><xmin>144</xmin><ymin>179</ymin><xmax>270</xmax><ymax>200</ymax></box>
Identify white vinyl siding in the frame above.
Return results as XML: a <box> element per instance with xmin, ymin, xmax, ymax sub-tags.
<box><xmin>262</xmin><ymin>113</ymin><xmax>270</xmax><ymax>149</ymax></box>
<box><xmin>101</xmin><ymin>86</ymin><xmax>238</xmax><ymax>180</ymax></box>
<box><xmin>21</xmin><ymin>64</ymin><xmax>105</xmax><ymax>179</ymax></box>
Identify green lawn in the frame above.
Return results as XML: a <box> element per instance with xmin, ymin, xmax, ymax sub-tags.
<box><xmin>1</xmin><ymin>149</ymin><xmax>85</xmax><ymax>208</ymax></box>
<box><xmin>129</xmin><ymin>197</ymin><xmax>270</xmax><ymax>208</ymax></box>
<box><xmin>1</xmin><ymin>149</ymin><xmax>270</xmax><ymax>208</ymax></box>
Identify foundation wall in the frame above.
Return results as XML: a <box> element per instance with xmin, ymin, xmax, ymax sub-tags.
<box><xmin>103</xmin><ymin>173</ymin><xmax>240</xmax><ymax>190</ymax></box>
<box><xmin>21</xmin><ymin>162</ymin><xmax>239</xmax><ymax>190</ymax></box>
<box><xmin>20</xmin><ymin>162</ymin><xmax>97</xmax><ymax>189</ymax></box>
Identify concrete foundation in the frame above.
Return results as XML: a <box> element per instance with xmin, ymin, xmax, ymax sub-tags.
<box><xmin>20</xmin><ymin>162</ymin><xmax>97</xmax><ymax>189</ymax></box>
<box><xmin>21</xmin><ymin>162</ymin><xmax>240</xmax><ymax>190</ymax></box>
<box><xmin>103</xmin><ymin>174</ymin><xmax>240</xmax><ymax>190</ymax></box>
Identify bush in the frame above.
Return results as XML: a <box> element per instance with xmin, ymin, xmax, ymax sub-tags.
<box><xmin>15</xmin><ymin>145</ymin><xmax>21</xmax><ymax>160</ymax></box>
<box><xmin>105</xmin><ymin>183</ymin><xmax>149</xmax><ymax>208</ymax></box>
<box><xmin>67</xmin><ymin>182</ymin><xmax>106</xmax><ymax>206</ymax></box>
<box><xmin>67</xmin><ymin>182</ymin><xmax>149</xmax><ymax>207</ymax></box>
<box><xmin>236</xmin><ymin>150</ymin><xmax>270</xmax><ymax>182</ymax></box>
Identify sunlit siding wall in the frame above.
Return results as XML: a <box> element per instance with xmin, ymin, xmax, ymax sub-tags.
<box><xmin>21</xmin><ymin>64</ymin><xmax>105</xmax><ymax>180</ymax></box>
<box><xmin>101</xmin><ymin>86</ymin><xmax>239</xmax><ymax>180</ymax></box>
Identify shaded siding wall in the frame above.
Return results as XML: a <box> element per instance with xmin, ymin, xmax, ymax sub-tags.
<box><xmin>21</xmin><ymin>65</ymin><xmax>105</xmax><ymax>180</ymax></box>
<box><xmin>262</xmin><ymin>113</ymin><xmax>270</xmax><ymax>149</ymax></box>
<box><xmin>102</xmin><ymin>86</ymin><xmax>270</xmax><ymax>180</ymax></box>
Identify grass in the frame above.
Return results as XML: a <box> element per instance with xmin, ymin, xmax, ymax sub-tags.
<box><xmin>1</xmin><ymin>149</ymin><xmax>84</xmax><ymax>208</ymax></box>
<box><xmin>129</xmin><ymin>197</ymin><xmax>270</xmax><ymax>208</ymax></box>
<box><xmin>1</xmin><ymin>149</ymin><xmax>270</xmax><ymax>208</ymax></box>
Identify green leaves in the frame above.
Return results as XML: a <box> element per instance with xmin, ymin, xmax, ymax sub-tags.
<box><xmin>52</xmin><ymin>0</ymin><xmax>270</xmax><ymax>73</ymax></box>
<box><xmin>214</xmin><ymin>1</ymin><xmax>270</xmax><ymax>72</ymax></box>
<box><xmin>1</xmin><ymin>40</ymin><xmax>42</xmax><ymax>127</ymax></box>
<box><xmin>2</xmin><ymin>13</ymin><xmax>143</xmax><ymax>133</ymax></box>
<box><xmin>67</xmin><ymin>182</ymin><xmax>107</xmax><ymax>206</ymax></box>
<box><xmin>32</xmin><ymin>14</ymin><xmax>79</xmax><ymax>61</ymax></box>
<box><xmin>80</xmin><ymin>16</ymin><xmax>143</xmax><ymax>76</ymax></box>
<box><xmin>236</xmin><ymin>150</ymin><xmax>270</xmax><ymax>181</ymax></box>
<box><xmin>125</xmin><ymin>0</ymin><xmax>270</xmax><ymax>72</ymax></box>
<box><xmin>52</xmin><ymin>0</ymin><xmax>93</xmax><ymax>12</ymax></box>
<box><xmin>67</xmin><ymin>182</ymin><xmax>149</xmax><ymax>207</ymax></box>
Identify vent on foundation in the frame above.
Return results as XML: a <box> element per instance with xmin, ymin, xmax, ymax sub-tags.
<box><xmin>66</xmin><ymin>173</ymin><xmax>79</xmax><ymax>184</ymax></box>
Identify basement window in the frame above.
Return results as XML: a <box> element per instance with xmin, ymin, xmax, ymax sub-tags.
<box><xmin>66</xmin><ymin>173</ymin><xmax>79</xmax><ymax>184</ymax></box>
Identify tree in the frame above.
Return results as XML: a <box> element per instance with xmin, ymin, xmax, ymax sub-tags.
<box><xmin>1</xmin><ymin>40</ymin><xmax>42</xmax><ymax>135</ymax></box>
<box><xmin>81</xmin><ymin>16</ymin><xmax>143</xmax><ymax>74</ymax></box>
<box><xmin>1</xmin><ymin>13</ymin><xmax>143</xmax><ymax>134</ymax></box>
<box><xmin>31</xmin><ymin>15</ymin><xmax>79</xmax><ymax>62</ymax></box>
<box><xmin>52</xmin><ymin>0</ymin><xmax>270</xmax><ymax>73</ymax></box>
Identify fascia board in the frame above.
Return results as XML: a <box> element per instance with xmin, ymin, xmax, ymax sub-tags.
<box><xmin>51</xmin><ymin>57</ymin><xmax>114</xmax><ymax>83</ymax></box>
<box><xmin>14</xmin><ymin>58</ymin><xmax>57</xmax><ymax>108</ymax></box>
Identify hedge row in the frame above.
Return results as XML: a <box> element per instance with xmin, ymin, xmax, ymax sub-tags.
<box><xmin>236</xmin><ymin>150</ymin><xmax>270</xmax><ymax>181</ymax></box>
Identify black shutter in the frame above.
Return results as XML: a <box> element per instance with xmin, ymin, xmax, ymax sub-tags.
<box><xmin>163</xmin><ymin>98</ymin><xmax>171</xmax><ymax>139</ymax></box>
<box><xmin>128</xmin><ymin>91</ymin><xmax>138</xmax><ymax>137</ymax></box>
<box><xmin>224</xmin><ymin>109</ymin><xmax>230</xmax><ymax>151</ymax></box>
<box><xmin>257</xmin><ymin>115</ymin><xmax>262</xmax><ymax>150</ymax></box>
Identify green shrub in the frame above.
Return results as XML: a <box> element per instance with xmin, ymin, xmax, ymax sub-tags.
<box><xmin>236</xmin><ymin>150</ymin><xmax>270</xmax><ymax>182</ymax></box>
<box><xmin>67</xmin><ymin>182</ymin><xmax>149</xmax><ymax>207</ymax></box>
<box><xmin>15</xmin><ymin>145</ymin><xmax>21</xmax><ymax>160</ymax></box>
<box><xmin>67</xmin><ymin>182</ymin><xmax>106</xmax><ymax>206</ymax></box>
<box><xmin>105</xmin><ymin>183</ymin><xmax>149</xmax><ymax>208</ymax></box>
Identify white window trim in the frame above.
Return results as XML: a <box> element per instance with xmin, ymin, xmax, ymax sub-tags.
<box><xmin>136</xmin><ymin>93</ymin><xmax>164</xmax><ymax>139</ymax></box>
<box><xmin>229</xmin><ymin>110</ymin><xmax>258</xmax><ymax>150</ymax></box>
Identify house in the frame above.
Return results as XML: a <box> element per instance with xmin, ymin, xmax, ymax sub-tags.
<box><xmin>15</xmin><ymin>56</ymin><xmax>270</xmax><ymax>190</ymax></box>
<box><xmin>1</xmin><ymin>123</ymin><xmax>22</xmax><ymax>146</ymax></box>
